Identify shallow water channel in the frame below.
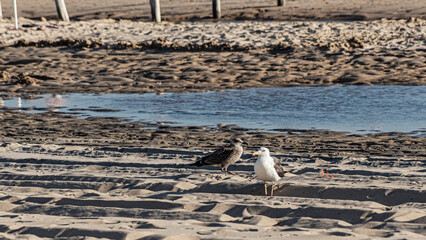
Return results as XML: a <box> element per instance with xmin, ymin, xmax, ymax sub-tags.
<box><xmin>2</xmin><ymin>86</ymin><xmax>425</xmax><ymax>134</ymax></box>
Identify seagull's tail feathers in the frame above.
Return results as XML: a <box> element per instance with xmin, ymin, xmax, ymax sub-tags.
<box><xmin>189</xmin><ymin>158</ymin><xmax>205</xmax><ymax>167</ymax></box>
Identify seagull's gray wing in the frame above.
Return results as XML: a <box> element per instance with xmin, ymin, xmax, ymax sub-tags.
<box><xmin>273</xmin><ymin>157</ymin><xmax>286</xmax><ymax>177</ymax></box>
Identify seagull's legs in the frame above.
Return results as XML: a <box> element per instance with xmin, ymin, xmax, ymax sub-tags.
<box><xmin>271</xmin><ymin>184</ymin><xmax>276</xmax><ymax>196</ymax></box>
<box><xmin>221</xmin><ymin>167</ymin><xmax>236</xmax><ymax>175</ymax></box>
<box><xmin>264</xmin><ymin>183</ymin><xmax>268</xmax><ymax>196</ymax></box>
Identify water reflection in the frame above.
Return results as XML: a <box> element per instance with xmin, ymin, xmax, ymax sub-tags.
<box><xmin>45</xmin><ymin>94</ymin><xmax>66</xmax><ymax>109</ymax></box>
<box><xmin>17</xmin><ymin>97</ymin><xmax>21</xmax><ymax>112</ymax></box>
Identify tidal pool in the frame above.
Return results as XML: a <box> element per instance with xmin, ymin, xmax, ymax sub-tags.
<box><xmin>2</xmin><ymin>85</ymin><xmax>425</xmax><ymax>134</ymax></box>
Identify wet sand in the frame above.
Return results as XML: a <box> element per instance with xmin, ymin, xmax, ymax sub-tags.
<box><xmin>0</xmin><ymin>46</ymin><xmax>425</xmax><ymax>96</ymax></box>
<box><xmin>0</xmin><ymin>1</ymin><xmax>425</xmax><ymax>239</ymax></box>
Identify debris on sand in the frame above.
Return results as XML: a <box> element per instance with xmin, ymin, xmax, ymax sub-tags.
<box><xmin>0</xmin><ymin>71</ymin><xmax>12</xmax><ymax>82</ymax></box>
<box><xmin>15</xmin><ymin>73</ymin><xmax>41</xmax><ymax>85</ymax></box>
<box><xmin>1</xmin><ymin>72</ymin><xmax>42</xmax><ymax>85</ymax></box>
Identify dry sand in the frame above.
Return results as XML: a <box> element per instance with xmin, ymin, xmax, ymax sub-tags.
<box><xmin>0</xmin><ymin>0</ymin><xmax>425</xmax><ymax>21</ymax></box>
<box><xmin>0</xmin><ymin>0</ymin><xmax>425</xmax><ymax>239</ymax></box>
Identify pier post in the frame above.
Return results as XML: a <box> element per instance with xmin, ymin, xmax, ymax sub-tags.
<box><xmin>278</xmin><ymin>0</ymin><xmax>285</xmax><ymax>6</ymax></box>
<box><xmin>212</xmin><ymin>0</ymin><xmax>221</xmax><ymax>19</ymax></box>
<box><xmin>13</xmin><ymin>0</ymin><xmax>18</xmax><ymax>29</ymax></box>
<box><xmin>150</xmin><ymin>0</ymin><xmax>161</xmax><ymax>23</ymax></box>
<box><xmin>0</xmin><ymin>1</ymin><xmax>3</xmax><ymax>19</ymax></box>
<box><xmin>55</xmin><ymin>0</ymin><xmax>70</xmax><ymax>21</ymax></box>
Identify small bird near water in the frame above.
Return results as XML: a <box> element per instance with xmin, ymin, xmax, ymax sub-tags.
<box><xmin>253</xmin><ymin>147</ymin><xmax>286</xmax><ymax>196</ymax></box>
<box><xmin>190</xmin><ymin>138</ymin><xmax>244</xmax><ymax>175</ymax></box>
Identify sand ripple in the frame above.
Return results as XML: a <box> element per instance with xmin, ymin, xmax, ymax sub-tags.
<box><xmin>0</xmin><ymin>137</ymin><xmax>424</xmax><ymax>239</ymax></box>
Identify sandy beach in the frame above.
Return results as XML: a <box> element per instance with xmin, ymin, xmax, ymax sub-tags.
<box><xmin>0</xmin><ymin>110</ymin><xmax>425</xmax><ymax>239</ymax></box>
<box><xmin>1</xmin><ymin>0</ymin><xmax>425</xmax><ymax>21</ymax></box>
<box><xmin>0</xmin><ymin>18</ymin><xmax>425</xmax><ymax>95</ymax></box>
<box><xmin>0</xmin><ymin>0</ymin><xmax>425</xmax><ymax>239</ymax></box>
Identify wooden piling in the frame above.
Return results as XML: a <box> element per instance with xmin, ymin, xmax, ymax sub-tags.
<box><xmin>13</xmin><ymin>0</ymin><xmax>18</xmax><ymax>29</ymax></box>
<box><xmin>0</xmin><ymin>0</ymin><xmax>3</xmax><ymax>19</ymax></box>
<box><xmin>55</xmin><ymin>0</ymin><xmax>70</xmax><ymax>21</ymax></box>
<box><xmin>212</xmin><ymin>0</ymin><xmax>221</xmax><ymax>19</ymax></box>
<box><xmin>150</xmin><ymin>0</ymin><xmax>161</xmax><ymax>23</ymax></box>
<box><xmin>277</xmin><ymin>0</ymin><xmax>285</xmax><ymax>6</ymax></box>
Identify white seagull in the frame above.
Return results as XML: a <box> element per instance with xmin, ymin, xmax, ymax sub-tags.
<box><xmin>253</xmin><ymin>147</ymin><xmax>286</xmax><ymax>196</ymax></box>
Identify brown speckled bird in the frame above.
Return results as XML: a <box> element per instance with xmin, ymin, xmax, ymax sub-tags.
<box><xmin>190</xmin><ymin>138</ymin><xmax>243</xmax><ymax>175</ymax></box>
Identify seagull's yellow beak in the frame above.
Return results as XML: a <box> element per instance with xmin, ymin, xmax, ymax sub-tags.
<box><xmin>253</xmin><ymin>151</ymin><xmax>259</xmax><ymax>156</ymax></box>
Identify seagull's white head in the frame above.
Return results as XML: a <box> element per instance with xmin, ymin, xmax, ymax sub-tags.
<box><xmin>253</xmin><ymin>147</ymin><xmax>270</xmax><ymax>157</ymax></box>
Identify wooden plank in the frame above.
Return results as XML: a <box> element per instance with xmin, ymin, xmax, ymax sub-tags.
<box><xmin>212</xmin><ymin>0</ymin><xmax>221</xmax><ymax>19</ymax></box>
<box><xmin>55</xmin><ymin>0</ymin><xmax>70</xmax><ymax>21</ymax></box>
<box><xmin>150</xmin><ymin>0</ymin><xmax>161</xmax><ymax>23</ymax></box>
